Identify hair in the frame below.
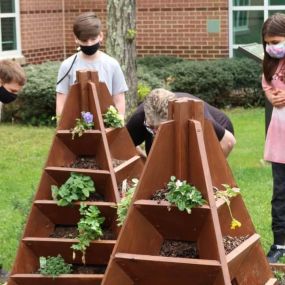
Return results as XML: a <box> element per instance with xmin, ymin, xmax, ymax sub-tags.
<box><xmin>73</xmin><ymin>12</ymin><xmax>102</xmax><ymax>41</ymax></box>
<box><xmin>0</xmin><ymin>60</ymin><xmax>26</xmax><ymax>86</ymax></box>
<box><xmin>144</xmin><ymin>88</ymin><xmax>176</xmax><ymax>126</ymax></box>
<box><xmin>262</xmin><ymin>13</ymin><xmax>285</xmax><ymax>82</ymax></box>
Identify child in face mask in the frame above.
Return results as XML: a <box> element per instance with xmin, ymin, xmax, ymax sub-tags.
<box><xmin>0</xmin><ymin>60</ymin><xmax>26</xmax><ymax>104</ymax></box>
<box><xmin>262</xmin><ymin>13</ymin><xmax>285</xmax><ymax>263</ymax></box>
<box><xmin>56</xmin><ymin>12</ymin><xmax>128</xmax><ymax>118</ymax></box>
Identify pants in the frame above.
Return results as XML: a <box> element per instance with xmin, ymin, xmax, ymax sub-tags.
<box><xmin>272</xmin><ymin>162</ymin><xmax>285</xmax><ymax>245</ymax></box>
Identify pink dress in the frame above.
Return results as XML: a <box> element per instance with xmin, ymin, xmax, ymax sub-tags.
<box><xmin>262</xmin><ymin>59</ymin><xmax>285</xmax><ymax>163</ymax></box>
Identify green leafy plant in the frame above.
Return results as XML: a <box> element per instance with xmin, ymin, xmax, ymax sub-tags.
<box><xmin>137</xmin><ymin>82</ymin><xmax>151</xmax><ymax>102</ymax></box>
<box><xmin>274</xmin><ymin>270</ymin><xmax>285</xmax><ymax>283</ymax></box>
<box><xmin>116</xmin><ymin>178</ymin><xmax>139</xmax><ymax>226</ymax></box>
<box><xmin>214</xmin><ymin>184</ymin><xmax>241</xmax><ymax>230</ymax></box>
<box><xmin>70</xmin><ymin>111</ymin><xmax>94</xmax><ymax>139</ymax></box>
<box><xmin>126</xmin><ymin>28</ymin><xmax>137</xmax><ymax>40</ymax></box>
<box><xmin>51</xmin><ymin>172</ymin><xmax>95</xmax><ymax>206</ymax></box>
<box><xmin>39</xmin><ymin>255</ymin><xmax>72</xmax><ymax>278</ymax></box>
<box><xmin>103</xmin><ymin>106</ymin><xmax>124</xmax><ymax>128</ymax></box>
<box><xmin>166</xmin><ymin>176</ymin><xmax>206</xmax><ymax>214</ymax></box>
<box><xmin>71</xmin><ymin>204</ymin><xmax>105</xmax><ymax>263</ymax></box>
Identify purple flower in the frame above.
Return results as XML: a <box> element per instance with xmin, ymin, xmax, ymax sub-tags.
<box><xmin>81</xmin><ymin>112</ymin><xmax>93</xmax><ymax>124</ymax></box>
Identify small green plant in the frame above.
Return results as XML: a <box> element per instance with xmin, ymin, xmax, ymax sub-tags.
<box><xmin>51</xmin><ymin>172</ymin><xmax>95</xmax><ymax>206</ymax></box>
<box><xmin>70</xmin><ymin>111</ymin><xmax>94</xmax><ymax>139</ymax></box>
<box><xmin>126</xmin><ymin>28</ymin><xmax>137</xmax><ymax>41</ymax></box>
<box><xmin>116</xmin><ymin>178</ymin><xmax>139</xmax><ymax>226</ymax></box>
<box><xmin>39</xmin><ymin>255</ymin><xmax>72</xmax><ymax>278</ymax></box>
<box><xmin>71</xmin><ymin>204</ymin><xmax>105</xmax><ymax>263</ymax></box>
<box><xmin>214</xmin><ymin>184</ymin><xmax>241</xmax><ymax>230</ymax></box>
<box><xmin>274</xmin><ymin>270</ymin><xmax>285</xmax><ymax>283</ymax></box>
<box><xmin>137</xmin><ymin>82</ymin><xmax>151</xmax><ymax>102</ymax></box>
<box><xmin>166</xmin><ymin>176</ymin><xmax>206</xmax><ymax>214</ymax></box>
<box><xmin>103</xmin><ymin>106</ymin><xmax>124</xmax><ymax>128</ymax></box>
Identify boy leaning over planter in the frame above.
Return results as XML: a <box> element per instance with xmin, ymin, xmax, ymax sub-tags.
<box><xmin>0</xmin><ymin>59</ymin><xmax>26</xmax><ymax>104</ymax></box>
<box><xmin>126</xmin><ymin>88</ymin><xmax>236</xmax><ymax>158</ymax></box>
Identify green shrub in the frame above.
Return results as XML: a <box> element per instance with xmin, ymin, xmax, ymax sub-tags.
<box><xmin>2</xmin><ymin>61</ymin><xmax>60</xmax><ymax>126</ymax></box>
<box><xmin>137</xmin><ymin>57</ymin><xmax>263</xmax><ymax>108</ymax></box>
<box><xmin>137</xmin><ymin>55</ymin><xmax>184</xmax><ymax>69</ymax></box>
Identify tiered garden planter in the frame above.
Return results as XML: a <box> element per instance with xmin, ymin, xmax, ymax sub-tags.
<box><xmin>7</xmin><ymin>71</ymin><xmax>144</xmax><ymax>285</ymax></box>
<box><xmin>102</xmin><ymin>99</ymin><xmax>276</xmax><ymax>285</ymax></box>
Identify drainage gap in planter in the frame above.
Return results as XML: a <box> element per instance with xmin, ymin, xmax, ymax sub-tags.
<box><xmin>160</xmin><ymin>240</ymin><xmax>199</xmax><ymax>259</ymax></box>
<box><xmin>223</xmin><ymin>235</ymin><xmax>250</xmax><ymax>254</ymax></box>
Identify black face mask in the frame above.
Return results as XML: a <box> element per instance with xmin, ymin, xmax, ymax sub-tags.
<box><xmin>0</xmin><ymin>86</ymin><xmax>17</xmax><ymax>104</ymax></box>
<box><xmin>80</xmin><ymin>42</ymin><xmax>100</xmax><ymax>56</ymax></box>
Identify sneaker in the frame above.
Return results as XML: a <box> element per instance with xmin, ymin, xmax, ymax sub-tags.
<box><xmin>267</xmin><ymin>244</ymin><xmax>285</xmax><ymax>263</ymax></box>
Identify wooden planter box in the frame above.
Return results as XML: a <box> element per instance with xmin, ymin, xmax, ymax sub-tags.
<box><xmin>102</xmin><ymin>99</ymin><xmax>276</xmax><ymax>285</ymax></box>
<box><xmin>7</xmin><ymin>71</ymin><xmax>144</xmax><ymax>285</ymax></box>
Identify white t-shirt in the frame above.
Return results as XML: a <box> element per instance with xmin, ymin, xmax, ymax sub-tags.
<box><xmin>56</xmin><ymin>51</ymin><xmax>128</xmax><ymax>96</ymax></box>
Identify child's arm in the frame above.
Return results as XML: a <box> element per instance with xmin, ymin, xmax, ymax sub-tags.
<box><xmin>262</xmin><ymin>75</ymin><xmax>285</xmax><ymax>107</ymax></box>
<box><xmin>113</xmin><ymin>92</ymin><xmax>126</xmax><ymax>117</ymax></box>
<box><xmin>56</xmin><ymin>92</ymin><xmax>67</xmax><ymax>117</ymax></box>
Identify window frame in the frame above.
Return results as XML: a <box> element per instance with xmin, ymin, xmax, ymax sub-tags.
<box><xmin>229</xmin><ymin>0</ymin><xmax>285</xmax><ymax>57</ymax></box>
<box><xmin>0</xmin><ymin>0</ymin><xmax>22</xmax><ymax>59</ymax></box>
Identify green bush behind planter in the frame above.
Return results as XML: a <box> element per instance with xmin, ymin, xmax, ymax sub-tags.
<box><xmin>2</xmin><ymin>61</ymin><xmax>60</xmax><ymax>126</ymax></box>
<box><xmin>2</xmin><ymin>56</ymin><xmax>263</xmax><ymax>126</ymax></box>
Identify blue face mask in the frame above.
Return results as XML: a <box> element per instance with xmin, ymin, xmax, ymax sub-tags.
<box><xmin>266</xmin><ymin>41</ymin><xmax>285</xmax><ymax>59</ymax></box>
<box><xmin>0</xmin><ymin>86</ymin><xmax>17</xmax><ymax>104</ymax></box>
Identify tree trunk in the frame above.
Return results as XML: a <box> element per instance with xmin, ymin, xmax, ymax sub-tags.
<box><xmin>106</xmin><ymin>0</ymin><xmax>137</xmax><ymax>119</ymax></box>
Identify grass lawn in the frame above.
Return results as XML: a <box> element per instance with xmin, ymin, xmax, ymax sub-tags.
<box><xmin>0</xmin><ymin>108</ymin><xmax>273</xmax><ymax>271</ymax></box>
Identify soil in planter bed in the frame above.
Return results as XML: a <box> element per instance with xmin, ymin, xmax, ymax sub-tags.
<box><xmin>88</xmin><ymin>191</ymin><xmax>105</xmax><ymax>201</ymax></box>
<box><xmin>50</xmin><ymin>226</ymin><xmax>116</xmax><ymax>240</ymax></box>
<box><xmin>67</xmin><ymin>156</ymin><xmax>100</xmax><ymax>170</ymax></box>
<box><xmin>160</xmin><ymin>240</ymin><xmax>199</xmax><ymax>258</ymax></box>
<box><xmin>72</xmin><ymin>264</ymin><xmax>106</xmax><ymax>274</ymax></box>
<box><xmin>150</xmin><ymin>187</ymin><xmax>168</xmax><ymax>203</ymax></box>
<box><xmin>112</xmin><ymin>158</ymin><xmax>125</xmax><ymax>168</ymax></box>
<box><xmin>223</xmin><ymin>235</ymin><xmax>250</xmax><ymax>254</ymax></box>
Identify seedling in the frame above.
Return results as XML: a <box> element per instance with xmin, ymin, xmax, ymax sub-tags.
<box><xmin>52</xmin><ymin>172</ymin><xmax>95</xmax><ymax>206</ymax></box>
<box><xmin>103</xmin><ymin>106</ymin><xmax>124</xmax><ymax>128</ymax></box>
<box><xmin>70</xmin><ymin>111</ymin><xmax>94</xmax><ymax>139</ymax></box>
<box><xmin>166</xmin><ymin>176</ymin><xmax>206</xmax><ymax>214</ymax></box>
<box><xmin>39</xmin><ymin>255</ymin><xmax>72</xmax><ymax>278</ymax></box>
<box><xmin>214</xmin><ymin>184</ymin><xmax>241</xmax><ymax>230</ymax></box>
<box><xmin>71</xmin><ymin>204</ymin><xmax>105</xmax><ymax>263</ymax></box>
<box><xmin>116</xmin><ymin>178</ymin><xmax>139</xmax><ymax>226</ymax></box>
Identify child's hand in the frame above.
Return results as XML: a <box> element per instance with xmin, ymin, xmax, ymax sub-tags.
<box><xmin>269</xmin><ymin>89</ymin><xmax>285</xmax><ymax>107</ymax></box>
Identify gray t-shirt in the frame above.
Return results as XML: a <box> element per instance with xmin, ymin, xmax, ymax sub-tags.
<box><xmin>56</xmin><ymin>51</ymin><xmax>128</xmax><ymax>96</ymax></box>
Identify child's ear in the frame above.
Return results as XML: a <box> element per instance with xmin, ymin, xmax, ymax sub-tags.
<box><xmin>99</xmin><ymin>32</ymin><xmax>104</xmax><ymax>44</ymax></box>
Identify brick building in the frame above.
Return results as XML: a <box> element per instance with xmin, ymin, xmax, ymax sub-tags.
<box><xmin>0</xmin><ymin>0</ymin><xmax>285</xmax><ymax>64</ymax></box>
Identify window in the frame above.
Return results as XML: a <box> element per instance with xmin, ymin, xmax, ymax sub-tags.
<box><xmin>234</xmin><ymin>1</ymin><xmax>250</xmax><ymax>32</ymax></box>
<box><xmin>0</xmin><ymin>0</ymin><xmax>21</xmax><ymax>58</ymax></box>
<box><xmin>229</xmin><ymin>0</ymin><xmax>285</xmax><ymax>57</ymax></box>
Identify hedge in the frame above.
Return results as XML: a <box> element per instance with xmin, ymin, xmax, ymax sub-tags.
<box><xmin>2</xmin><ymin>56</ymin><xmax>264</xmax><ymax>125</ymax></box>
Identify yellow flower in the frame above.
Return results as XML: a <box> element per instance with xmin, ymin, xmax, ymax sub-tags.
<box><xmin>231</xmin><ymin>218</ymin><xmax>242</xmax><ymax>230</ymax></box>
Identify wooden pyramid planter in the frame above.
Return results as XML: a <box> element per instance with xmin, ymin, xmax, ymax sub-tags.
<box><xmin>7</xmin><ymin>71</ymin><xmax>144</xmax><ymax>285</ymax></box>
<box><xmin>102</xmin><ymin>98</ymin><xmax>276</xmax><ymax>285</ymax></box>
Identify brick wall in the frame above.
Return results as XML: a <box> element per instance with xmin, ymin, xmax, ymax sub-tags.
<box><xmin>20</xmin><ymin>0</ymin><xmax>65</xmax><ymax>64</ymax></box>
<box><xmin>20</xmin><ymin>0</ymin><xmax>229</xmax><ymax>64</ymax></box>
